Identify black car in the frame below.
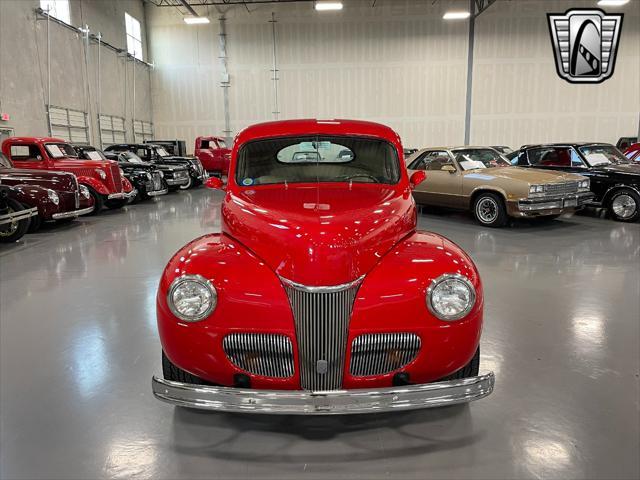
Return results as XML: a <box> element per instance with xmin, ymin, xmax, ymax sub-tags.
<box><xmin>104</xmin><ymin>143</ymin><xmax>206</xmax><ymax>189</ymax></box>
<box><xmin>144</xmin><ymin>139</ymin><xmax>187</xmax><ymax>157</ymax></box>
<box><xmin>403</xmin><ymin>148</ymin><xmax>418</xmax><ymax>157</ymax></box>
<box><xmin>512</xmin><ymin>143</ymin><xmax>640</xmax><ymax>222</ymax></box>
<box><xmin>74</xmin><ymin>145</ymin><xmax>169</xmax><ymax>202</ymax></box>
<box><xmin>491</xmin><ymin>146</ymin><xmax>513</xmax><ymax>155</ymax></box>
<box><xmin>103</xmin><ymin>150</ymin><xmax>190</xmax><ymax>192</ymax></box>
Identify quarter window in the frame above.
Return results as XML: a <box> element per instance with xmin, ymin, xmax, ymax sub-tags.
<box><xmin>125</xmin><ymin>13</ymin><xmax>143</xmax><ymax>61</ymax></box>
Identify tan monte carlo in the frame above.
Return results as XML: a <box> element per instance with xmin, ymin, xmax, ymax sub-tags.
<box><xmin>406</xmin><ymin>147</ymin><xmax>593</xmax><ymax>227</ymax></box>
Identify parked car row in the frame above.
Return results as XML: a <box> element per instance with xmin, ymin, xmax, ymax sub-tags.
<box><xmin>405</xmin><ymin>142</ymin><xmax>640</xmax><ymax>226</ymax></box>
<box><xmin>0</xmin><ymin>136</ymin><xmax>207</xmax><ymax>243</ymax></box>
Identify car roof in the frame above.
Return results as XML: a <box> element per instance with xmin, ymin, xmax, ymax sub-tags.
<box><xmin>520</xmin><ymin>143</ymin><xmax>614</xmax><ymax>149</ymax></box>
<box><xmin>234</xmin><ymin>119</ymin><xmax>402</xmax><ymax>148</ymax></box>
<box><xmin>4</xmin><ymin>137</ymin><xmax>67</xmax><ymax>144</ymax></box>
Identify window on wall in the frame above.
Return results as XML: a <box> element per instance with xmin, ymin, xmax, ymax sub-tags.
<box><xmin>133</xmin><ymin>120</ymin><xmax>154</xmax><ymax>143</ymax></box>
<box><xmin>125</xmin><ymin>13</ymin><xmax>143</xmax><ymax>61</ymax></box>
<box><xmin>99</xmin><ymin>114</ymin><xmax>126</xmax><ymax>146</ymax></box>
<box><xmin>48</xmin><ymin>106</ymin><xmax>89</xmax><ymax>144</ymax></box>
<box><xmin>40</xmin><ymin>0</ymin><xmax>71</xmax><ymax>24</ymax></box>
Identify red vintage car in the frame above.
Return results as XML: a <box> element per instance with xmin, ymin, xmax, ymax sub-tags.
<box><xmin>0</xmin><ymin>152</ymin><xmax>94</xmax><ymax>231</ymax></box>
<box><xmin>152</xmin><ymin>119</ymin><xmax>494</xmax><ymax>414</ymax></box>
<box><xmin>194</xmin><ymin>135</ymin><xmax>231</xmax><ymax>176</ymax></box>
<box><xmin>624</xmin><ymin>143</ymin><xmax>640</xmax><ymax>161</ymax></box>
<box><xmin>1</xmin><ymin>137</ymin><xmax>136</xmax><ymax>212</ymax></box>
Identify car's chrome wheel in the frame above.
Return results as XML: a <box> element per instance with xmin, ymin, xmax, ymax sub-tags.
<box><xmin>612</xmin><ymin>194</ymin><xmax>637</xmax><ymax>219</ymax></box>
<box><xmin>476</xmin><ymin>197</ymin><xmax>498</xmax><ymax>224</ymax></box>
<box><xmin>0</xmin><ymin>211</ymin><xmax>19</xmax><ymax>237</ymax></box>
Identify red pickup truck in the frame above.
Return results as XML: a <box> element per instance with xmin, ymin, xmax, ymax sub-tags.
<box><xmin>2</xmin><ymin>137</ymin><xmax>136</xmax><ymax>212</ymax></box>
<box><xmin>194</xmin><ymin>136</ymin><xmax>231</xmax><ymax>177</ymax></box>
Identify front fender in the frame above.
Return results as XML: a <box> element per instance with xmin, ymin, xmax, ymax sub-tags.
<box><xmin>10</xmin><ymin>184</ymin><xmax>59</xmax><ymax>219</ymax></box>
<box><xmin>77</xmin><ymin>176</ymin><xmax>110</xmax><ymax>196</ymax></box>
<box><xmin>157</xmin><ymin>233</ymin><xmax>299</xmax><ymax>388</ymax></box>
<box><xmin>344</xmin><ymin>231</ymin><xmax>483</xmax><ymax>387</ymax></box>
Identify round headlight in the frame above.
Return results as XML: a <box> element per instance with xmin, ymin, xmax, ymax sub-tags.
<box><xmin>96</xmin><ymin>169</ymin><xmax>107</xmax><ymax>180</ymax></box>
<box><xmin>167</xmin><ymin>275</ymin><xmax>217</xmax><ymax>322</ymax></box>
<box><xmin>47</xmin><ymin>189</ymin><xmax>59</xmax><ymax>205</ymax></box>
<box><xmin>79</xmin><ymin>184</ymin><xmax>90</xmax><ymax>199</ymax></box>
<box><xmin>427</xmin><ymin>274</ymin><xmax>476</xmax><ymax>321</ymax></box>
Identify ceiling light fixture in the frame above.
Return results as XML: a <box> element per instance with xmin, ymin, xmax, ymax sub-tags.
<box><xmin>597</xmin><ymin>0</ymin><xmax>629</xmax><ymax>6</ymax></box>
<box><xmin>443</xmin><ymin>11</ymin><xmax>471</xmax><ymax>20</ymax></box>
<box><xmin>184</xmin><ymin>16</ymin><xmax>210</xmax><ymax>25</ymax></box>
<box><xmin>315</xmin><ymin>1</ymin><xmax>343</xmax><ymax>11</ymax></box>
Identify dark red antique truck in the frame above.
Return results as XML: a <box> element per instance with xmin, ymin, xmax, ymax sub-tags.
<box><xmin>194</xmin><ymin>136</ymin><xmax>231</xmax><ymax>176</ymax></box>
<box><xmin>1</xmin><ymin>137</ymin><xmax>136</xmax><ymax>212</ymax></box>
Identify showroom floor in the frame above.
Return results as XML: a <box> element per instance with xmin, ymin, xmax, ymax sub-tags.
<box><xmin>0</xmin><ymin>188</ymin><xmax>638</xmax><ymax>480</ymax></box>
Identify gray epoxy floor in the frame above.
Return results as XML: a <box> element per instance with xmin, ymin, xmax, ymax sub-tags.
<box><xmin>1</xmin><ymin>188</ymin><xmax>638</xmax><ymax>480</ymax></box>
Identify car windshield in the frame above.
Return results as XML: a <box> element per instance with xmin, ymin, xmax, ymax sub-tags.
<box><xmin>0</xmin><ymin>152</ymin><xmax>12</xmax><ymax>168</ymax></box>
<box><xmin>83</xmin><ymin>149</ymin><xmax>107</xmax><ymax>161</ymax></box>
<box><xmin>45</xmin><ymin>143</ymin><xmax>78</xmax><ymax>159</ymax></box>
<box><xmin>578</xmin><ymin>145</ymin><xmax>629</xmax><ymax>166</ymax></box>
<box><xmin>526</xmin><ymin>147</ymin><xmax>585</xmax><ymax>167</ymax></box>
<box><xmin>235</xmin><ymin>136</ymin><xmax>400</xmax><ymax>186</ymax></box>
<box><xmin>453</xmin><ymin>148</ymin><xmax>511</xmax><ymax>170</ymax></box>
<box><xmin>155</xmin><ymin>147</ymin><xmax>170</xmax><ymax>157</ymax></box>
<box><xmin>122</xmin><ymin>152</ymin><xmax>145</xmax><ymax>164</ymax></box>
<box><xmin>216</xmin><ymin>139</ymin><xmax>227</xmax><ymax>149</ymax></box>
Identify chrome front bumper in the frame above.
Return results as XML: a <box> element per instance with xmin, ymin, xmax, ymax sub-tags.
<box><xmin>517</xmin><ymin>192</ymin><xmax>593</xmax><ymax>212</ymax></box>
<box><xmin>147</xmin><ymin>188</ymin><xmax>169</xmax><ymax>197</ymax></box>
<box><xmin>151</xmin><ymin>372</ymin><xmax>495</xmax><ymax>415</ymax></box>
<box><xmin>52</xmin><ymin>205</ymin><xmax>95</xmax><ymax>220</ymax></box>
<box><xmin>108</xmin><ymin>189</ymin><xmax>138</xmax><ymax>200</ymax></box>
<box><xmin>0</xmin><ymin>206</ymin><xmax>38</xmax><ymax>227</ymax></box>
<box><xmin>166</xmin><ymin>177</ymin><xmax>189</xmax><ymax>186</ymax></box>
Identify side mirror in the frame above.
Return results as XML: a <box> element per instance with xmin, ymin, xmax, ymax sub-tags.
<box><xmin>205</xmin><ymin>176</ymin><xmax>225</xmax><ymax>190</ymax></box>
<box><xmin>36</xmin><ymin>155</ymin><xmax>42</xmax><ymax>161</ymax></box>
<box><xmin>409</xmin><ymin>170</ymin><xmax>427</xmax><ymax>189</ymax></box>
<box><xmin>442</xmin><ymin>164</ymin><xmax>456</xmax><ymax>173</ymax></box>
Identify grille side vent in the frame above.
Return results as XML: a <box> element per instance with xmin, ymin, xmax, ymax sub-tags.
<box><xmin>350</xmin><ymin>333</ymin><xmax>421</xmax><ymax>377</ymax></box>
<box><xmin>223</xmin><ymin>333</ymin><xmax>294</xmax><ymax>378</ymax></box>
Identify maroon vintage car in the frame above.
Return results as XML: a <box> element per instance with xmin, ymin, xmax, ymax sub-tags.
<box><xmin>152</xmin><ymin>119</ymin><xmax>495</xmax><ymax>414</ymax></box>
<box><xmin>0</xmin><ymin>153</ymin><xmax>94</xmax><ymax>231</ymax></box>
<box><xmin>1</xmin><ymin>137</ymin><xmax>136</xmax><ymax>212</ymax></box>
<box><xmin>194</xmin><ymin>136</ymin><xmax>231</xmax><ymax>177</ymax></box>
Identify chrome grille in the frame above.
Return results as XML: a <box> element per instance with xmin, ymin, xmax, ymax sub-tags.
<box><xmin>283</xmin><ymin>277</ymin><xmax>362</xmax><ymax>391</ymax></box>
<box><xmin>152</xmin><ymin>172</ymin><xmax>162</xmax><ymax>190</ymax></box>
<box><xmin>544</xmin><ymin>182</ymin><xmax>578</xmax><ymax>196</ymax></box>
<box><xmin>110</xmin><ymin>164</ymin><xmax>123</xmax><ymax>191</ymax></box>
<box><xmin>350</xmin><ymin>333</ymin><xmax>421</xmax><ymax>377</ymax></box>
<box><xmin>223</xmin><ymin>333</ymin><xmax>294</xmax><ymax>378</ymax></box>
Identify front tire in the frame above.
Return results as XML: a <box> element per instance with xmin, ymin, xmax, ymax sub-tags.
<box><xmin>162</xmin><ymin>351</ymin><xmax>213</xmax><ymax>386</ymax></box>
<box><xmin>86</xmin><ymin>187</ymin><xmax>104</xmax><ymax>215</ymax></box>
<box><xmin>0</xmin><ymin>199</ymin><xmax>31</xmax><ymax>243</ymax></box>
<box><xmin>440</xmin><ymin>347</ymin><xmax>480</xmax><ymax>381</ymax></box>
<box><xmin>179</xmin><ymin>176</ymin><xmax>193</xmax><ymax>190</ymax></box>
<box><xmin>27</xmin><ymin>213</ymin><xmax>42</xmax><ymax>233</ymax></box>
<box><xmin>473</xmin><ymin>192</ymin><xmax>508</xmax><ymax>227</ymax></box>
<box><xmin>105</xmin><ymin>199</ymin><xmax>128</xmax><ymax>210</ymax></box>
<box><xmin>608</xmin><ymin>188</ymin><xmax>640</xmax><ymax>222</ymax></box>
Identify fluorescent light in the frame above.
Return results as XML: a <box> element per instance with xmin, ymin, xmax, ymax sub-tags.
<box><xmin>443</xmin><ymin>11</ymin><xmax>471</xmax><ymax>20</ymax></box>
<box><xmin>315</xmin><ymin>1</ymin><xmax>343</xmax><ymax>11</ymax></box>
<box><xmin>597</xmin><ymin>0</ymin><xmax>629</xmax><ymax>6</ymax></box>
<box><xmin>183</xmin><ymin>16</ymin><xmax>210</xmax><ymax>24</ymax></box>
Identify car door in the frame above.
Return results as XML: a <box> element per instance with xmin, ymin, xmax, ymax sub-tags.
<box><xmin>7</xmin><ymin>143</ymin><xmax>48</xmax><ymax>171</ymax></box>
<box><xmin>410</xmin><ymin>150</ymin><xmax>463</xmax><ymax>207</ymax></box>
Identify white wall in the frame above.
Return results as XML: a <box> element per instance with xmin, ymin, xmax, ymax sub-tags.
<box><xmin>146</xmin><ymin>0</ymin><xmax>639</xmax><ymax>152</ymax></box>
<box><xmin>0</xmin><ymin>0</ymin><xmax>153</xmax><ymax>144</ymax></box>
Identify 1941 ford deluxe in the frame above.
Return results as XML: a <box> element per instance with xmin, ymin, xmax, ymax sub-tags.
<box><xmin>152</xmin><ymin>119</ymin><xmax>495</xmax><ymax>414</ymax></box>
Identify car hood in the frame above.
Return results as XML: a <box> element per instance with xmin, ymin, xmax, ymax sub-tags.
<box><xmin>52</xmin><ymin>158</ymin><xmax>115</xmax><ymax>170</ymax></box>
<box><xmin>222</xmin><ymin>184</ymin><xmax>414</xmax><ymax>286</ymax></box>
<box><xmin>462</xmin><ymin>166</ymin><xmax>582</xmax><ymax>183</ymax></box>
<box><xmin>0</xmin><ymin>167</ymin><xmax>77</xmax><ymax>192</ymax></box>
<box><xmin>590</xmin><ymin>163</ymin><xmax>640</xmax><ymax>177</ymax></box>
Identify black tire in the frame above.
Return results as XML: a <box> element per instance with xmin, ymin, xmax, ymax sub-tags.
<box><xmin>473</xmin><ymin>192</ymin><xmax>508</xmax><ymax>228</ymax></box>
<box><xmin>162</xmin><ymin>351</ymin><xmax>213</xmax><ymax>385</ymax></box>
<box><xmin>86</xmin><ymin>187</ymin><xmax>104</xmax><ymax>215</ymax></box>
<box><xmin>27</xmin><ymin>213</ymin><xmax>42</xmax><ymax>233</ymax></box>
<box><xmin>0</xmin><ymin>199</ymin><xmax>31</xmax><ymax>243</ymax></box>
<box><xmin>105</xmin><ymin>199</ymin><xmax>128</xmax><ymax>210</ymax></box>
<box><xmin>439</xmin><ymin>347</ymin><xmax>480</xmax><ymax>381</ymax></box>
<box><xmin>608</xmin><ymin>188</ymin><xmax>640</xmax><ymax>222</ymax></box>
<box><xmin>179</xmin><ymin>175</ymin><xmax>193</xmax><ymax>190</ymax></box>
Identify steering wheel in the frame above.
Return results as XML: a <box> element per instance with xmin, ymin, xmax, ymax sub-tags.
<box><xmin>338</xmin><ymin>173</ymin><xmax>380</xmax><ymax>183</ymax></box>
